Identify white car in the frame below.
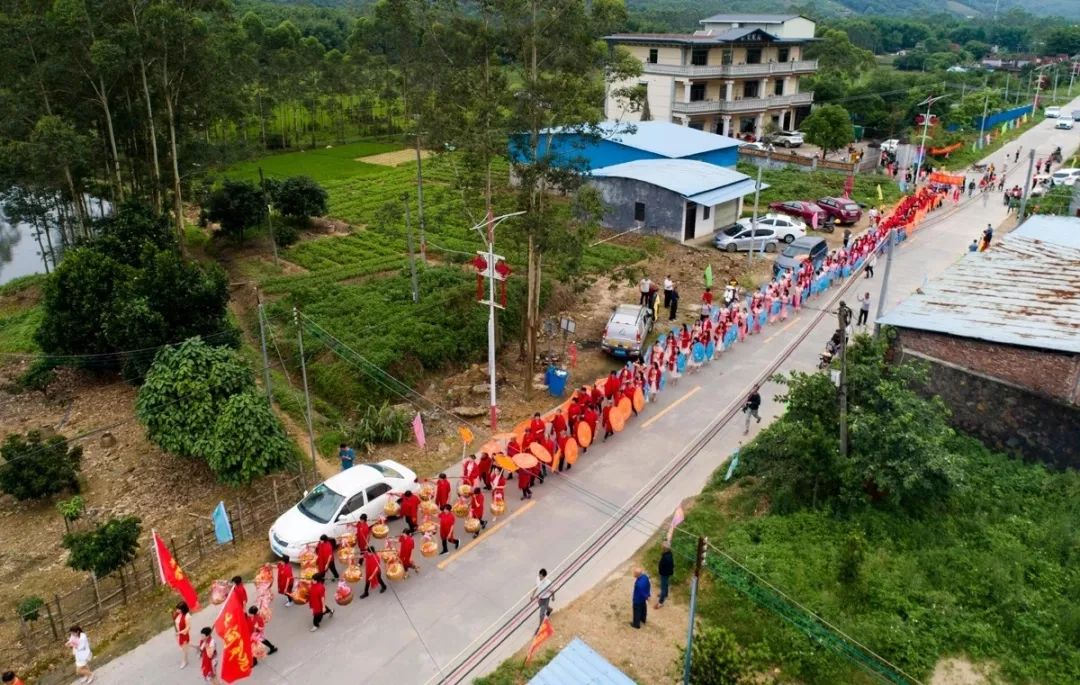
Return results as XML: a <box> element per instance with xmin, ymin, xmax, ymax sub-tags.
<box><xmin>269</xmin><ymin>460</ymin><xmax>417</xmax><ymax>559</ymax></box>
<box><xmin>601</xmin><ymin>304</ymin><xmax>654</xmax><ymax>358</ymax></box>
<box><xmin>1055</xmin><ymin>119</ymin><xmax>1074</xmax><ymax>130</ymax></box>
<box><xmin>880</xmin><ymin>139</ymin><xmax>900</xmax><ymax>154</ymax></box>
<box><xmin>769</xmin><ymin>130</ymin><xmax>804</xmax><ymax>147</ymax></box>
<box><xmin>1030</xmin><ymin>174</ymin><xmax>1053</xmax><ymax>196</ymax></box>
<box><xmin>1045</xmin><ymin>106</ymin><xmax>1062</xmax><ymax>118</ymax></box>
<box><xmin>1051</xmin><ymin>168</ymin><xmax>1080</xmax><ymax>186</ymax></box>
<box><xmin>753</xmin><ymin>213</ymin><xmax>808</xmax><ymax>242</ymax></box>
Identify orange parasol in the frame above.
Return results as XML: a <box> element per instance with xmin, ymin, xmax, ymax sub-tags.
<box><xmin>617</xmin><ymin>397</ymin><xmax>632</xmax><ymax>421</ymax></box>
<box><xmin>480</xmin><ymin>439</ymin><xmax>504</xmax><ymax>455</ymax></box>
<box><xmin>576</xmin><ymin>422</ymin><xmax>593</xmax><ymax>448</ymax></box>
<box><xmin>529</xmin><ymin>442</ymin><xmax>553</xmax><ymax>464</ymax></box>
<box><xmin>610</xmin><ymin>409</ymin><xmax>626</xmax><ymax>433</ymax></box>
<box><xmin>563</xmin><ymin>438</ymin><xmax>579</xmax><ymax>465</ymax></box>
<box><xmin>512</xmin><ymin>452</ymin><xmax>539</xmax><ymax>469</ymax></box>
<box><xmin>513</xmin><ymin>420</ymin><xmax>530</xmax><ymax>445</ymax></box>
<box><xmin>633</xmin><ymin>387</ymin><xmax>645</xmax><ymax>413</ymax></box>
<box><xmin>494</xmin><ymin>453</ymin><xmax>517</xmax><ymax>472</ymax></box>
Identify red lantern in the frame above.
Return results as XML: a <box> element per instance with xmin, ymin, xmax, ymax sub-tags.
<box><xmin>495</xmin><ymin>260</ymin><xmax>512</xmax><ymax>306</ymax></box>
<box><xmin>472</xmin><ymin>255</ymin><xmax>488</xmax><ymax>300</ymax></box>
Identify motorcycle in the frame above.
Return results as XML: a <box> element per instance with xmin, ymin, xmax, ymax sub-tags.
<box><xmin>818</xmin><ymin>351</ymin><xmax>833</xmax><ymax>369</ymax></box>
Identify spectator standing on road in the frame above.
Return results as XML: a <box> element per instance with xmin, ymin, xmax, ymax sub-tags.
<box><xmin>630</xmin><ymin>567</ymin><xmax>651</xmax><ymax>629</ymax></box>
<box><xmin>668</xmin><ymin>285</ymin><xmax>680</xmax><ymax>321</ymax></box>
<box><xmin>969</xmin><ymin>239</ymin><xmax>979</xmax><ymax>252</ymax></box>
<box><xmin>533</xmin><ymin>568</ymin><xmax>554</xmax><ymax>633</ymax></box>
<box><xmin>743</xmin><ymin>386</ymin><xmax>762</xmax><ymax>435</ymax></box>
<box><xmin>981</xmin><ymin>224</ymin><xmax>993</xmax><ymax>252</ymax></box>
<box><xmin>663</xmin><ymin>275</ymin><xmax>674</xmax><ymax>308</ymax></box>
<box><xmin>173</xmin><ymin>601</ymin><xmax>193</xmax><ymax>669</ymax></box>
<box><xmin>308</xmin><ymin>572</ymin><xmax>333</xmax><ymax>631</ymax></box>
<box><xmin>857</xmin><ymin>292</ymin><xmax>871</xmax><ymax>326</ymax></box>
<box><xmin>656</xmin><ymin>542</ymin><xmax>674</xmax><ymax>609</ymax></box>
<box><xmin>338</xmin><ymin>443</ymin><xmax>355</xmax><ymax>470</ymax></box>
<box><xmin>198</xmin><ymin>626</ymin><xmax>219</xmax><ymax>684</ymax></box>
<box><xmin>638</xmin><ymin>276</ymin><xmax>652</xmax><ymax>305</ymax></box>
<box><xmin>864</xmin><ymin>251</ymin><xmax>876</xmax><ymax>279</ymax></box>
<box><xmin>66</xmin><ymin>626</ymin><xmax>94</xmax><ymax>684</ymax></box>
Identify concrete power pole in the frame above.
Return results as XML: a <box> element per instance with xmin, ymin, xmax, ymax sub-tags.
<box><xmin>293</xmin><ymin>308</ymin><xmax>318</xmax><ymax>482</ymax></box>
<box><xmin>1019</xmin><ymin>148</ymin><xmax>1037</xmax><ymax>219</ymax></box>
<box><xmin>682</xmin><ymin>537</ymin><xmax>707</xmax><ymax>685</ymax></box>
<box><xmin>837</xmin><ymin>301</ymin><xmax>853</xmax><ymax>459</ymax></box>
<box><xmin>872</xmin><ymin>229</ymin><xmax>896</xmax><ymax>338</ymax></box>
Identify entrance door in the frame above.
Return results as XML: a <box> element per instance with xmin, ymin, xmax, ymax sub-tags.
<box><xmin>684</xmin><ymin>201</ymin><xmax>697</xmax><ymax>240</ymax></box>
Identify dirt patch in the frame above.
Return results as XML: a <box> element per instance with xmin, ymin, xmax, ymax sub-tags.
<box><xmin>930</xmin><ymin>657</ymin><xmax>996</xmax><ymax>685</ymax></box>
<box><xmin>309</xmin><ymin>216</ymin><xmax>353</xmax><ymax>234</ymax></box>
<box><xmin>358</xmin><ymin>149</ymin><xmax>431</xmax><ymax>166</ymax></box>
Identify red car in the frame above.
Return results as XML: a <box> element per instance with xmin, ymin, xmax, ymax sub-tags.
<box><xmin>768</xmin><ymin>200</ymin><xmax>827</xmax><ymax>227</ymax></box>
<box><xmin>816</xmin><ymin>197</ymin><xmax>863</xmax><ymax>225</ymax></box>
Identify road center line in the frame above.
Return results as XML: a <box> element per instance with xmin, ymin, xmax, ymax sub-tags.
<box><xmin>641</xmin><ymin>385</ymin><xmax>702</xmax><ymax>429</ymax></box>
<box><xmin>436</xmin><ymin>500</ymin><xmax>537</xmax><ymax>570</ymax></box>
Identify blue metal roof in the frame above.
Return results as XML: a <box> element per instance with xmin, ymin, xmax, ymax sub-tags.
<box><xmin>1010</xmin><ymin>215</ymin><xmax>1080</xmax><ymax>248</ymax></box>
<box><xmin>528</xmin><ymin>638</ymin><xmax>637</xmax><ymax>685</ymax></box>
<box><xmin>591</xmin><ymin>159</ymin><xmax>755</xmax><ymax>199</ymax></box>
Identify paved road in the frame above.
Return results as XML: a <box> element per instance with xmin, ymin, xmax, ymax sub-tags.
<box><xmin>84</xmin><ymin>100</ymin><xmax>1080</xmax><ymax>685</ymax></box>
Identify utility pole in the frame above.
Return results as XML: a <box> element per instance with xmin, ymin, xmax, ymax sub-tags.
<box><xmin>913</xmin><ymin>95</ymin><xmax>946</xmax><ymax>188</ymax></box>
<box><xmin>977</xmin><ymin>79</ymin><xmax>991</xmax><ymax>150</ymax></box>
<box><xmin>415</xmin><ymin>130</ymin><xmax>427</xmax><ymax>263</ymax></box>
<box><xmin>682</xmin><ymin>537</ymin><xmax>707</xmax><ymax>685</ymax></box>
<box><xmin>1004</xmin><ymin>72</ymin><xmax>1010</xmax><ymax>103</ymax></box>
<box><xmin>402</xmin><ymin>194</ymin><xmax>419</xmax><ymax>303</ymax></box>
<box><xmin>1069</xmin><ymin>62</ymin><xmax>1077</xmax><ymax>97</ymax></box>
<box><xmin>1052</xmin><ymin>67</ymin><xmax>1060</xmax><ymax>105</ymax></box>
<box><xmin>747</xmin><ymin>161</ymin><xmax>765</xmax><ymax>268</ymax></box>
<box><xmin>293</xmin><ymin>308</ymin><xmax>318</xmax><ymax>482</ymax></box>
<box><xmin>256</xmin><ymin>293</ymin><xmax>273</xmax><ymax>406</ymax></box>
<box><xmin>1019</xmin><ymin>148</ymin><xmax>1037</xmax><ymax>218</ymax></box>
<box><xmin>872</xmin><ymin>229</ymin><xmax>896</xmax><ymax>338</ymax></box>
<box><xmin>258</xmin><ymin>167</ymin><xmax>279</xmax><ymax>266</ymax></box>
<box><xmin>837</xmin><ymin>301</ymin><xmax>852</xmax><ymax>460</ymax></box>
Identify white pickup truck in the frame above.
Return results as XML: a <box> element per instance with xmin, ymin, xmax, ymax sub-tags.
<box><xmin>768</xmin><ymin>130</ymin><xmax>804</xmax><ymax>148</ymax></box>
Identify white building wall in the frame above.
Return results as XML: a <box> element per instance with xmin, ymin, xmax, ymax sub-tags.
<box><xmin>606</xmin><ymin>73</ymin><xmax>675</xmax><ymax>122</ymax></box>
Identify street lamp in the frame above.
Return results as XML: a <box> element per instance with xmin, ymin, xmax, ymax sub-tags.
<box><xmin>913</xmin><ymin>94</ymin><xmax>946</xmax><ymax>188</ymax></box>
<box><xmin>469</xmin><ymin>210</ymin><xmax>526</xmax><ymax>430</ymax></box>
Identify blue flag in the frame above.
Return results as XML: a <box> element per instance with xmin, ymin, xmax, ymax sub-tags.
<box><xmin>724</xmin><ymin>449</ymin><xmax>741</xmax><ymax>481</ymax></box>
<box><xmin>212</xmin><ymin>501</ymin><xmax>233</xmax><ymax>544</ymax></box>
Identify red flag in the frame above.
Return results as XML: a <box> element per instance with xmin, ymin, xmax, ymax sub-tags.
<box><xmin>525</xmin><ymin>617</ymin><xmax>554</xmax><ymax>664</ymax></box>
<box><xmin>153</xmin><ymin>531</ymin><xmax>199</xmax><ymax>611</ymax></box>
<box><xmin>213</xmin><ymin>586</ymin><xmax>253</xmax><ymax>683</ymax></box>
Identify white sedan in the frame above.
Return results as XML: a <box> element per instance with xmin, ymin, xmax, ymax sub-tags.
<box><xmin>269</xmin><ymin>460</ymin><xmax>417</xmax><ymax>558</ymax></box>
<box><xmin>1055</xmin><ymin>119</ymin><xmax>1074</xmax><ymax>130</ymax></box>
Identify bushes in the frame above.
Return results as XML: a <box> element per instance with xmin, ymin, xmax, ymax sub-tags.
<box><xmin>206</xmin><ymin>179</ymin><xmax>266</xmax><ymax>243</ymax></box>
<box><xmin>63</xmin><ymin>516</ymin><xmax>141</xmax><ymax>578</ymax></box>
<box><xmin>678</xmin><ymin>625</ymin><xmax>748</xmax><ymax>685</ymax></box>
<box><xmin>0</xmin><ymin>431</ymin><xmax>82</xmax><ymax>500</ymax></box>
<box><xmin>269</xmin><ymin>175</ymin><xmax>328</xmax><ymax>221</ymax></box>
<box><xmin>347</xmin><ymin>401</ymin><xmax>410</xmax><ymax>452</ymax></box>
<box><xmin>17</xmin><ymin>596</ymin><xmax>44</xmax><ymax>622</ymax></box>
<box><xmin>136</xmin><ymin>337</ymin><xmax>296</xmax><ymax>485</ymax></box>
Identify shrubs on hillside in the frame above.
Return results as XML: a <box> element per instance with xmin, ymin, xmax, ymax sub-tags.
<box><xmin>0</xmin><ymin>431</ymin><xmax>82</xmax><ymax>501</ymax></box>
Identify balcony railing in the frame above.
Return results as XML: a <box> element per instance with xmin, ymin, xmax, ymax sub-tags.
<box><xmin>672</xmin><ymin>91</ymin><xmax>814</xmax><ymax>115</ymax></box>
<box><xmin>642</xmin><ymin>59</ymin><xmax>817</xmax><ymax>79</ymax></box>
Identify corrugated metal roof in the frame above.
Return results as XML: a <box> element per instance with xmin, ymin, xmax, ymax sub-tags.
<box><xmin>1010</xmin><ymin>215</ymin><xmax>1080</xmax><ymax>248</ymax></box>
<box><xmin>528</xmin><ymin>638</ymin><xmax>637</xmax><ymax>685</ymax></box>
<box><xmin>589</xmin><ymin>121</ymin><xmax>741</xmax><ymax>158</ymax></box>
<box><xmin>591</xmin><ymin>159</ymin><xmax>754</xmax><ymax>198</ymax></box>
<box><xmin>688</xmin><ymin>179</ymin><xmax>764</xmax><ymax>206</ymax></box>
<box><xmin>878</xmin><ymin>234</ymin><xmax>1080</xmax><ymax>353</ymax></box>
<box><xmin>700</xmin><ymin>13</ymin><xmax>800</xmax><ymax>23</ymax></box>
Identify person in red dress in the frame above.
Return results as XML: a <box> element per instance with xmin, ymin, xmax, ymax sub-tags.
<box><xmin>398</xmin><ymin>531</ymin><xmax>419</xmax><ymax>577</ymax></box>
<box><xmin>355</xmin><ymin>514</ymin><xmax>371</xmax><ymax>552</ymax></box>
<box><xmin>551</xmin><ymin>410</ymin><xmax>568</xmax><ymax>440</ymax></box>
<box><xmin>529</xmin><ymin>412</ymin><xmax>546</xmax><ymax>439</ymax></box>
<box><xmin>246</xmin><ymin>606</ymin><xmax>277</xmax><ymax>661</ymax></box>
<box><xmin>469</xmin><ymin>487</ymin><xmax>487</xmax><ymax>538</ymax></box>
<box><xmin>360</xmin><ymin>547</ymin><xmax>387</xmax><ymax>597</ymax></box>
<box><xmin>275</xmin><ymin>555</ymin><xmax>294</xmax><ymax>606</ymax></box>
<box><xmin>462</xmin><ymin>455</ymin><xmax>479</xmax><ymax>487</ymax></box>
<box><xmin>590</xmin><ymin>383</ymin><xmax>604</xmax><ymax>407</ymax></box>
<box><xmin>506</xmin><ymin>438</ymin><xmax>521</xmax><ymax>457</ymax></box>
<box><xmin>583</xmin><ymin>404</ymin><xmax>598</xmax><ymax>441</ymax></box>
<box><xmin>315</xmin><ymin>535</ymin><xmax>339</xmax><ymax>580</ymax></box>
<box><xmin>438</xmin><ymin>504</ymin><xmax>460</xmax><ymax>554</ymax></box>
<box><xmin>308</xmin><ymin>572</ymin><xmax>333</xmax><ymax>631</ymax></box>
<box><xmin>198</xmin><ymin>626</ymin><xmax>219</xmax><ymax>684</ymax></box>
<box><xmin>398</xmin><ymin>490</ymin><xmax>420</xmax><ymax>534</ymax></box>
<box><xmin>173</xmin><ymin>601</ymin><xmax>192</xmax><ymax>669</ymax></box>
<box><xmin>517</xmin><ymin>465</ymin><xmax>533</xmax><ymax>500</ymax></box>
<box><xmin>435</xmin><ymin>474</ymin><xmax>451</xmax><ymax>509</ymax></box>
<box><xmin>491</xmin><ymin>469</ymin><xmax>507</xmax><ymax>503</ymax></box>
<box><xmin>231</xmin><ymin>576</ymin><xmax>247</xmax><ymax>607</ymax></box>
<box><xmin>602</xmin><ymin>400</ymin><xmax>615</xmax><ymax>441</ymax></box>
<box><xmin>477</xmin><ymin>453</ymin><xmax>493</xmax><ymax>490</ymax></box>
<box><xmin>603</xmin><ymin>371</ymin><xmax>619</xmax><ymax>399</ymax></box>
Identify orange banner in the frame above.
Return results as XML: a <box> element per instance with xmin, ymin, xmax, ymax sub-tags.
<box><xmin>928</xmin><ymin>172</ymin><xmax>965</xmax><ymax>186</ymax></box>
<box><xmin>526</xmin><ymin>618</ymin><xmax>554</xmax><ymax>663</ymax></box>
<box><xmin>929</xmin><ymin>142</ymin><xmax>962</xmax><ymax>156</ymax></box>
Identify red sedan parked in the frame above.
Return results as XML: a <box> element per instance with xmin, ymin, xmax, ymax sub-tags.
<box><xmin>768</xmin><ymin>200</ymin><xmax>827</xmax><ymax>227</ymax></box>
<box><xmin>816</xmin><ymin>196</ymin><xmax>863</xmax><ymax>225</ymax></box>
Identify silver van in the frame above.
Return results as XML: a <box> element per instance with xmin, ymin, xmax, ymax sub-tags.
<box><xmin>773</xmin><ymin>236</ymin><xmax>828</xmax><ymax>277</ymax></box>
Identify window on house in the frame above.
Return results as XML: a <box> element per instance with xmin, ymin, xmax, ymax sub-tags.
<box><xmin>703</xmin><ymin>206</ymin><xmax>711</xmax><ymax>220</ymax></box>
<box><xmin>690</xmin><ymin>83</ymin><xmax>706</xmax><ymax>101</ymax></box>
<box><xmin>778</xmin><ymin>47</ymin><xmax>790</xmax><ymax>63</ymax></box>
<box><xmin>746</xmin><ymin>48</ymin><xmax>762</xmax><ymax>64</ymax></box>
<box><xmin>648</xmin><ymin>49</ymin><xmax>658</xmax><ymax>64</ymax></box>
<box><xmin>774</xmin><ymin>79</ymin><xmax>784</xmax><ymax>96</ymax></box>
<box><xmin>689</xmin><ymin>122</ymin><xmax>704</xmax><ymax>130</ymax></box>
<box><xmin>691</xmin><ymin>48</ymin><xmax>708</xmax><ymax>66</ymax></box>
<box><xmin>634</xmin><ymin>202</ymin><xmax>645</xmax><ymax>222</ymax></box>
<box><xmin>721</xmin><ymin>49</ymin><xmax>733</xmax><ymax>65</ymax></box>
<box><xmin>742</xmin><ymin>81</ymin><xmax>759</xmax><ymax>98</ymax></box>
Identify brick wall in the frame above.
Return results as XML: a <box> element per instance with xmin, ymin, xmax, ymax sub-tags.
<box><xmin>898</xmin><ymin>350</ymin><xmax>1080</xmax><ymax>469</ymax></box>
<box><xmin>896</xmin><ymin>328</ymin><xmax>1080</xmax><ymax>404</ymax></box>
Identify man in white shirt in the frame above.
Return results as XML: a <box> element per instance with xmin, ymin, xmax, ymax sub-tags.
<box><xmin>532</xmin><ymin>568</ymin><xmax>554</xmax><ymax>633</ymax></box>
<box><xmin>638</xmin><ymin>276</ymin><xmax>652</xmax><ymax>306</ymax></box>
<box><xmin>663</xmin><ymin>275</ymin><xmax>674</xmax><ymax>308</ymax></box>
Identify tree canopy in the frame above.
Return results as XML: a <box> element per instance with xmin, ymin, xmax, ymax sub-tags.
<box><xmin>0</xmin><ymin>431</ymin><xmax>83</xmax><ymax>501</ymax></box>
<box><xmin>801</xmin><ymin>105</ymin><xmax>855</xmax><ymax>158</ymax></box>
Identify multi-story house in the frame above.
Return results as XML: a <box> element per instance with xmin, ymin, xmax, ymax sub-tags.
<box><xmin>605</xmin><ymin>14</ymin><xmax>817</xmax><ymax>140</ymax></box>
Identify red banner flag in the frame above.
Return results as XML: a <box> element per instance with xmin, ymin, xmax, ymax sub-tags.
<box><xmin>525</xmin><ymin>617</ymin><xmax>554</xmax><ymax>664</ymax></box>
<box><xmin>152</xmin><ymin>531</ymin><xmax>199</xmax><ymax>611</ymax></box>
<box><xmin>213</xmin><ymin>586</ymin><xmax>253</xmax><ymax>683</ymax></box>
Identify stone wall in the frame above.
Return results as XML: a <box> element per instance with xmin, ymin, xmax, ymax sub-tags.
<box><xmin>899</xmin><ymin>349</ymin><xmax>1080</xmax><ymax>469</ymax></box>
<box><xmin>589</xmin><ymin>177</ymin><xmax>685</xmax><ymax>242</ymax></box>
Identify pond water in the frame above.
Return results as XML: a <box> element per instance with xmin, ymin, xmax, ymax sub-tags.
<box><xmin>0</xmin><ymin>198</ymin><xmax>110</xmax><ymax>287</ymax></box>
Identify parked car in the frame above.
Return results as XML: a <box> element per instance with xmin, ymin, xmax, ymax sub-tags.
<box><xmin>879</xmin><ymin>139</ymin><xmax>900</xmax><ymax>154</ymax></box>
<box><xmin>773</xmin><ymin>236</ymin><xmax>829</xmax><ymax>277</ymax></box>
<box><xmin>601</xmin><ymin>304</ymin><xmax>654</xmax><ymax>358</ymax></box>
<box><xmin>1051</xmin><ymin>168</ymin><xmax>1080</xmax><ymax>186</ymax></box>
<box><xmin>739</xmin><ymin>141</ymin><xmax>769</xmax><ymax>152</ymax></box>
<box><xmin>1045</xmin><ymin>106</ymin><xmax>1062</xmax><ymax>118</ymax></box>
<box><xmin>768</xmin><ymin>200</ymin><xmax>827</xmax><ymax>227</ymax></box>
<box><xmin>1030</xmin><ymin>174</ymin><xmax>1053</xmax><ymax>197</ymax></box>
<box><xmin>753</xmin><ymin>213</ymin><xmax>807</xmax><ymax>242</ymax></box>
<box><xmin>714</xmin><ymin>221</ymin><xmax>781</xmax><ymax>253</ymax></box>
<box><xmin>816</xmin><ymin>196</ymin><xmax>863</xmax><ymax>225</ymax></box>
<box><xmin>1072</xmin><ymin>109</ymin><xmax>1080</xmax><ymax>121</ymax></box>
<box><xmin>269</xmin><ymin>460</ymin><xmax>418</xmax><ymax>559</ymax></box>
<box><xmin>1055</xmin><ymin>118</ymin><xmax>1074</xmax><ymax>130</ymax></box>
<box><xmin>767</xmin><ymin>130</ymin><xmax>804</xmax><ymax>147</ymax></box>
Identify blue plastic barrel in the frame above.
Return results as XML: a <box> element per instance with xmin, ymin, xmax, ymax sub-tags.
<box><xmin>547</xmin><ymin>366</ymin><xmax>569</xmax><ymax>396</ymax></box>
